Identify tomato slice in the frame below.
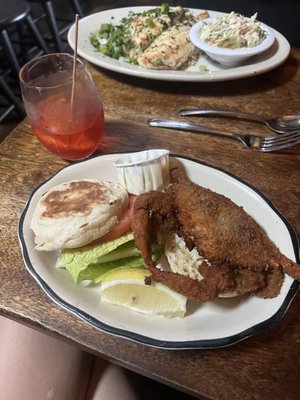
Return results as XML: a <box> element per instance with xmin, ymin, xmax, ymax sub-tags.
<box><xmin>92</xmin><ymin>194</ymin><xmax>136</xmax><ymax>244</ymax></box>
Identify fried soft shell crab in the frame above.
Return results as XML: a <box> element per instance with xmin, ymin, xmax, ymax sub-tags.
<box><xmin>131</xmin><ymin>167</ymin><xmax>300</xmax><ymax>301</ymax></box>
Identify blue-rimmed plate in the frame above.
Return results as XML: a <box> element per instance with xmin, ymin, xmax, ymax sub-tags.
<box><xmin>18</xmin><ymin>153</ymin><xmax>299</xmax><ymax>349</ymax></box>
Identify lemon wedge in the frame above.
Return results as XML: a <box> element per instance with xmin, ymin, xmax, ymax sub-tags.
<box><xmin>100</xmin><ymin>268</ymin><xmax>187</xmax><ymax>318</ymax></box>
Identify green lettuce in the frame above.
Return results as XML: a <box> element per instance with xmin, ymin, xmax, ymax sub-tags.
<box><xmin>77</xmin><ymin>257</ymin><xmax>144</xmax><ymax>284</ymax></box>
<box><xmin>56</xmin><ymin>232</ymin><xmax>162</xmax><ymax>284</ymax></box>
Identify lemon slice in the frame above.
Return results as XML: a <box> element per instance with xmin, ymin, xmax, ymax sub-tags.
<box><xmin>100</xmin><ymin>268</ymin><xmax>187</xmax><ymax>318</ymax></box>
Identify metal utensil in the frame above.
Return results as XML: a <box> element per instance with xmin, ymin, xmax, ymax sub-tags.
<box><xmin>179</xmin><ymin>109</ymin><xmax>300</xmax><ymax>134</ymax></box>
<box><xmin>147</xmin><ymin>118</ymin><xmax>300</xmax><ymax>152</ymax></box>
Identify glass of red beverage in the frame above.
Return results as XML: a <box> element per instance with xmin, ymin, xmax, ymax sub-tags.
<box><xmin>19</xmin><ymin>53</ymin><xmax>105</xmax><ymax>161</ymax></box>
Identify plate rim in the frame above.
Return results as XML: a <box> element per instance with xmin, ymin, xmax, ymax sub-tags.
<box><xmin>67</xmin><ymin>6</ymin><xmax>291</xmax><ymax>82</ymax></box>
<box><xmin>18</xmin><ymin>153</ymin><xmax>300</xmax><ymax>349</ymax></box>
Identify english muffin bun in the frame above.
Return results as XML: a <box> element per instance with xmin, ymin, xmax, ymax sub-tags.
<box><xmin>31</xmin><ymin>179</ymin><xmax>129</xmax><ymax>251</ymax></box>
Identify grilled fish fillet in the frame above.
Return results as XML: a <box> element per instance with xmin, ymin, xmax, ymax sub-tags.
<box><xmin>129</xmin><ymin>14</ymin><xmax>171</xmax><ymax>57</ymax></box>
<box><xmin>137</xmin><ymin>24</ymin><xmax>200</xmax><ymax>70</ymax></box>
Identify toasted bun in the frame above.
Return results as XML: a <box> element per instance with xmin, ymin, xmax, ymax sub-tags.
<box><xmin>31</xmin><ymin>179</ymin><xmax>129</xmax><ymax>251</ymax></box>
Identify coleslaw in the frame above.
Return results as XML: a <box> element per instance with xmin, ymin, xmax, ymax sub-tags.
<box><xmin>199</xmin><ymin>12</ymin><xmax>267</xmax><ymax>49</ymax></box>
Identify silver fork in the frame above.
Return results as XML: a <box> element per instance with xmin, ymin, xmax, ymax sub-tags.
<box><xmin>147</xmin><ymin>119</ymin><xmax>300</xmax><ymax>152</ymax></box>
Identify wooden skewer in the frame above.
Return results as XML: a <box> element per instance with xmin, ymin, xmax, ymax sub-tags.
<box><xmin>71</xmin><ymin>14</ymin><xmax>79</xmax><ymax>109</ymax></box>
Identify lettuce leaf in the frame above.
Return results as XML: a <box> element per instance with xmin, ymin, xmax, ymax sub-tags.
<box><xmin>56</xmin><ymin>232</ymin><xmax>162</xmax><ymax>284</ymax></box>
<box><xmin>75</xmin><ymin>248</ymin><xmax>162</xmax><ymax>284</ymax></box>
<box><xmin>57</xmin><ymin>232</ymin><xmax>134</xmax><ymax>282</ymax></box>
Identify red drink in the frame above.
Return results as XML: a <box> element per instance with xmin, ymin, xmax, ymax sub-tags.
<box><xmin>30</xmin><ymin>94</ymin><xmax>104</xmax><ymax>160</ymax></box>
<box><xmin>20</xmin><ymin>53</ymin><xmax>105</xmax><ymax>160</ymax></box>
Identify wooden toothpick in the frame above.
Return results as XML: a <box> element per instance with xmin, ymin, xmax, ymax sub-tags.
<box><xmin>71</xmin><ymin>14</ymin><xmax>79</xmax><ymax>109</ymax></box>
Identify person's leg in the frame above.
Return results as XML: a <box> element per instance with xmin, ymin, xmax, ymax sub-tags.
<box><xmin>0</xmin><ymin>315</ymin><xmax>93</xmax><ymax>400</ymax></box>
<box><xmin>85</xmin><ymin>358</ymin><xmax>145</xmax><ymax>400</ymax></box>
<box><xmin>85</xmin><ymin>356</ymin><xmax>197</xmax><ymax>400</ymax></box>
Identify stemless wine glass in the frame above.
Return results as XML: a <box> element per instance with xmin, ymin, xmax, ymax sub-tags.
<box><xmin>19</xmin><ymin>53</ymin><xmax>105</xmax><ymax>161</ymax></box>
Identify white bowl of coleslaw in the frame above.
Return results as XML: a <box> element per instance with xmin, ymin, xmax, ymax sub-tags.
<box><xmin>190</xmin><ymin>13</ymin><xmax>275</xmax><ymax>67</ymax></box>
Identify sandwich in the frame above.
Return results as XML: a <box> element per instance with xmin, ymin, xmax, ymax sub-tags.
<box><xmin>30</xmin><ymin>179</ymin><xmax>162</xmax><ymax>285</ymax></box>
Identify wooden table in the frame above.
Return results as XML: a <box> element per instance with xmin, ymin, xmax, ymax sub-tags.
<box><xmin>1</xmin><ymin>48</ymin><xmax>300</xmax><ymax>400</ymax></box>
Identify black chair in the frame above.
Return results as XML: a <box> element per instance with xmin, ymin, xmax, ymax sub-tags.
<box><xmin>0</xmin><ymin>0</ymin><xmax>49</xmax><ymax>77</ymax></box>
<box><xmin>0</xmin><ymin>74</ymin><xmax>25</xmax><ymax>122</ymax></box>
<box><xmin>28</xmin><ymin>0</ymin><xmax>84</xmax><ymax>52</ymax></box>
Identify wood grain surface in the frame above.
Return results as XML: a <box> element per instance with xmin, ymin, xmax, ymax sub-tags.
<box><xmin>0</xmin><ymin>46</ymin><xmax>300</xmax><ymax>400</ymax></box>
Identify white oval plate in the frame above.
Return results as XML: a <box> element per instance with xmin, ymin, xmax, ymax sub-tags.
<box><xmin>67</xmin><ymin>7</ymin><xmax>290</xmax><ymax>82</ymax></box>
<box><xmin>18</xmin><ymin>153</ymin><xmax>299</xmax><ymax>349</ymax></box>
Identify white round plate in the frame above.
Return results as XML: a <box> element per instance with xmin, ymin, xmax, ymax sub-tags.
<box><xmin>18</xmin><ymin>153</ymin><xmax>299</xmax><ymax>349</ymax></box>
<box><xmin>67</xmin><ymin>7</ymin><xmax>290</xmax><ymax>82</ymax></box>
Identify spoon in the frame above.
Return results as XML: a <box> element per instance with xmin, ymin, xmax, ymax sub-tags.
<box><xmin>179</xmin><ymin>109</ymin><xmax>300</xmax><ymax>134</ymax></box>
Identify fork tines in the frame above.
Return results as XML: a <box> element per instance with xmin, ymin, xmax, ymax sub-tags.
<box><xmin>261</xmin><ymin>131</ymin><xmax>300</xmax><ymax>151</ymax></box>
